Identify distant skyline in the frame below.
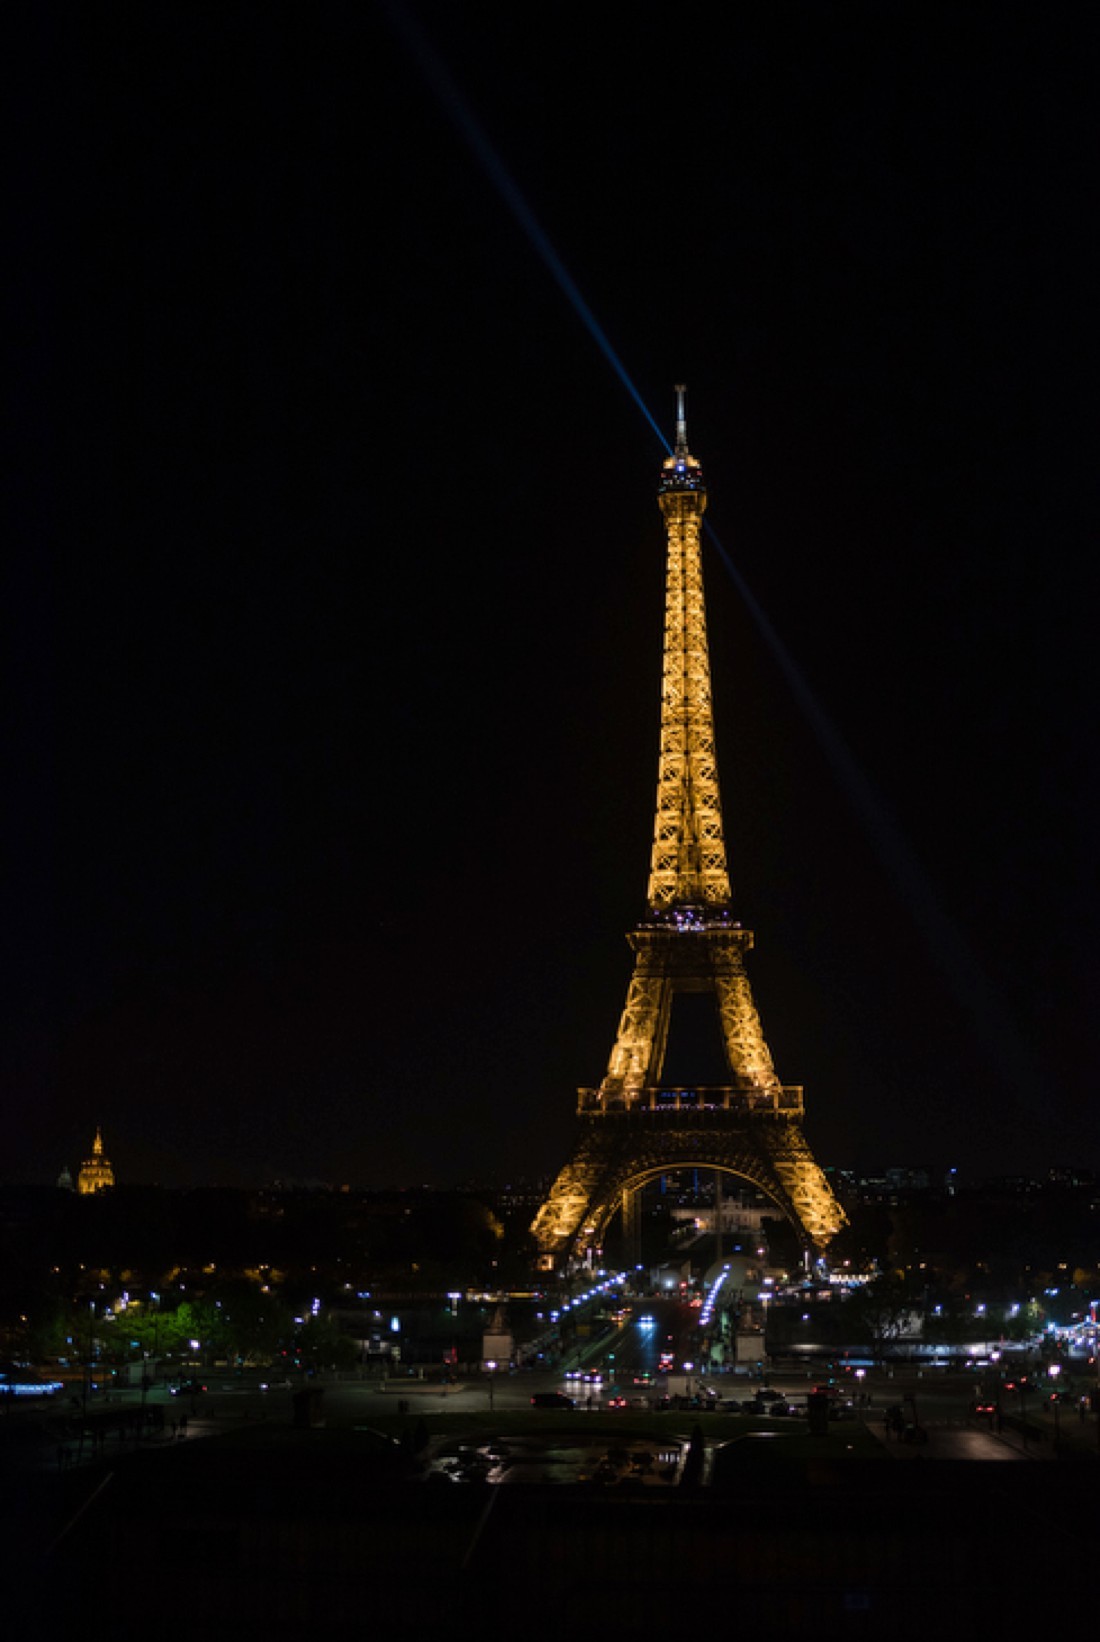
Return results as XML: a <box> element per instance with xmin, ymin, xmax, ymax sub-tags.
<box><xmin>27</xmin><ymin>1126</ymin><xmax>1097</xmax><ymax>1197</ymax></box>
<box><xmin>9</xmin><ymin>6</ymin><xmax>1095</xmax><ymax>1191</ymax></box>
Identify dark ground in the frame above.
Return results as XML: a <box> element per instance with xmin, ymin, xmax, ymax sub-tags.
<box><xmin>4</xmin><ymin>1415</ymin><xmax>1093</xmax><ymax>1638</ymax></box>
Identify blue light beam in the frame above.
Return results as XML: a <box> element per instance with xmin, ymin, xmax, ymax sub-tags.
<box><xmin>706</xmin><ymin>521</ymin><xmax>1048</xmax><ymax>1113</ymax></box>
<box><xmin>381</xmin><ymin>1</ymin><xmax>670</xmax><ymax>455</ymax></box>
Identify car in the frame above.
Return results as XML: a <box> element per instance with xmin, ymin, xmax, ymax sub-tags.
<box><xmin>606</xmin><ymin>1394</ymin><xmax>628</xmax><ymax>1409</ymax></box>
<box><xmin>755</xmin><ymin>1387</ymin><xmax>783</xmax><ymax>1403</ymax></box>
<box><xmin>530</xmin><ymin>1392</ymin><xmax>574</xmax><ymax>1409</ymax></box>
<box><xmin>169</xmin><ymin>1379</ymin><xmax>207</xmax><ymax>1397</ymax></box>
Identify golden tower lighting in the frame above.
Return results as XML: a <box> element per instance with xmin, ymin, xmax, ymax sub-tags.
<box><xmin>532</xmin><ymin>389</ymin><xmax>845</xmax><ymax>1269</ymax></box>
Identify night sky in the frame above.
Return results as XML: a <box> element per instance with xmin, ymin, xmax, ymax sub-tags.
<box><xmin>9</xmin><ymin>4</ymin><xmax>1097</xmax><ymax>1192</ymax></box>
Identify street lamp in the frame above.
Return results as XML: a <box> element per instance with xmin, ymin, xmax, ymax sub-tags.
<box><xmin>137</xmin><ymin>1291</ymin><xmax>161</xmax><ymax>1438</ymax></box>
<box><xmin>1048</xmin><ymin>1362</ymin><xmax>1062</xmax><ymax>1448</ymax></box>
<box><xmin>486</xmin><ymin>1359</ymin><xmax>497</xmax><ymax>1412</ymax></box>
<box><xmin>83</xmin><ymin>1301</ymin><xmax>95</xmax><ymax>1420</ymax></box>
<box><xmin>989</xmin><ymin>1349</ymin><xmax>1003</xmax><ymax>1427</ymax></box>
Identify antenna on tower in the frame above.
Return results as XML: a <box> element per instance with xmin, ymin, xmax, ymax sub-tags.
<box><xmin>674</xmin><ymin>384</ymin><xmax>689</xmax><ymax>458</ymax></box>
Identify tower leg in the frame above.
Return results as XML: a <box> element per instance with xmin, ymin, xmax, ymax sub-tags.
<box><xmin>621</xmin><ymin>1183</ymin><xmax>641</xmax><ymax>1270</ymax></box>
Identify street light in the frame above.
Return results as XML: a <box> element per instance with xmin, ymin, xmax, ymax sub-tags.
<box><xmin>1048</xmin><ymin>1362</ymin><xmax>1062</xmax><ymax>1449</ymax></box>
<box><xmin>486</xmin><ymin>1359</ymin><xmax>497</xmax><ymax>1412</ymax></box>
<box><xmin>82</xmin><ymin>1301</ymin><xmax>95</xmax><ymax>1420</ymax></box>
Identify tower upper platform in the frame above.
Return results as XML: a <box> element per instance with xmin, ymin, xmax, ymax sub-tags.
<box><xmin>658</xmin><ymin>384</ymin><xmax>706</xmax><ymax>499</ymax></box>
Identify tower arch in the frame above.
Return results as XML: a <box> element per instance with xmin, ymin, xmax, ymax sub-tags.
<box><xmin>583</xmin><ymin>1158</ymin><xmax>799</xmax><ymax>1255</ymax></box>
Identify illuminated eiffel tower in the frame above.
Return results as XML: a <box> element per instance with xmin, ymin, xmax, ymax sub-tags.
<box><xmin>532</xmin><ymin>390</ymin><xmax>846</xmax><ymax>1271</ymax></box>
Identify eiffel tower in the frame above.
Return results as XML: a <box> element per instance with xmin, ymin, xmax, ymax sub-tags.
<box><xmin>532</xmin><ymin>390</ymin><xmax>846</xmax><ymax>1271</ymax></box>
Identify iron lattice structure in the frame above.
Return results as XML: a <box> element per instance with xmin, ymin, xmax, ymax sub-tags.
<box><xmin>532</xmin><ymin>391</ymin><xmax>846</xmax><ymax>1268</ymax></box>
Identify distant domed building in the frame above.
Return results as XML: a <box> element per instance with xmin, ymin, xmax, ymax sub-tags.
<box><xmin>77</xmin><ymin>1126</ymin><xmax>115</xmax><ymax>1195</ymax></box>
<box><xmin>57</xmin><ymin>1163</ymin><xmax>74</xmax><ymax>1192</ymax></box>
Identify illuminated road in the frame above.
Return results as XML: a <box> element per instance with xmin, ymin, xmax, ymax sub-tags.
<box><xmin>575</xmin><ymin>1296</ymin><xmax>704</xmax><ymax>1394</ymax></box>
<box><xmin>27</xmin><ymin>1289</ymin><xmax>1084</xmax><ymax>1470</ymax></box>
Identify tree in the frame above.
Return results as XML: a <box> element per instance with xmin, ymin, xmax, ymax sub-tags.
<box><xmin>208</xmin><ymin>1279</ymin><xmax>291</xmax><ymax>1364</ymax></box>
<box><xmin>293</xmin><ymin>1315</ymin><xmax>357</xmax><ymax>1373</ymax></box>
<box><xmin>0</xmin><ymin>1287</ymin><xmax>72</xmax><ymax>1363</ymax></box>
<box><xmin>99</xmin><ymin>1300</ymin><xmax>193</xmax><ymax>1364</ymax></box>
<box><xmin>173</xmin><ymin>1298</ymin><xmax>227</xmax><ymax>1363</ymax></box>
<box><xmin>847</xmin><ymin>1273</ymin><xmax>919</xmax><ymax>1364</ymax></box>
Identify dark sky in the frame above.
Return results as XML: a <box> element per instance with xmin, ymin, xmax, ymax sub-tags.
<box><xmin>9</xmin><ymin>3</ymin><xmax>1097</xmax><ymax>1191</ymax></box>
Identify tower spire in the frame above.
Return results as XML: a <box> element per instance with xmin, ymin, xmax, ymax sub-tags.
<box><xmin>674</xmin><ymin>382</ymin><xmax>689</xmax><ymax>459</ymax></box>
